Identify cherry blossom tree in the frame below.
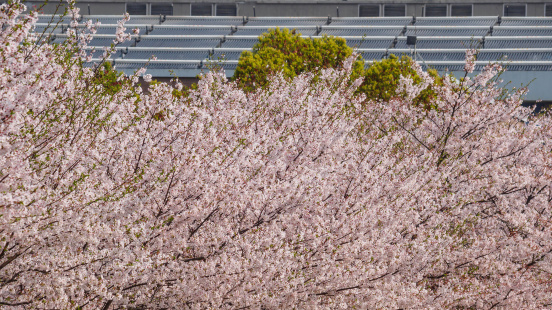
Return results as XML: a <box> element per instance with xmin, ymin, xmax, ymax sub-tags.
<box><xmin>1</xmin><ymin>1</ymin><xmax>552</xmax><ymax>308</ymax></box>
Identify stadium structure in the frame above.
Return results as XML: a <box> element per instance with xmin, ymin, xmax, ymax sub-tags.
<box><xmin>28</xmin><ymin>0</ymin><xmax>552</xmax><ymax>102</ymax></box>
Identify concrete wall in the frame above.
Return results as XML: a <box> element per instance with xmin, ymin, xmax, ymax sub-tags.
<box><xmin>474</xmin><ymin>4</ymin><xmax>501</xmax><ymax>16</ymax></box>
<box><xmin>407</xmin><ymin>4</ymin><xmax>424</xmax><ymax>16</ymax></box>
<box><xmin>173</xmin><ymin>3</ymin><xmax>191</xmax><ymax>15</ymax></box>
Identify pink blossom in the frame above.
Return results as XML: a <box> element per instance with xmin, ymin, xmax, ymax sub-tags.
<box><xmin>464</xmin><ymin>49</ymin><xmax>477</xmax><ymax>73</ymax></box>
<box><xmin>2</xmin><ymin>1</ymin><xmax>552</xmax><ymax>308</ymax></box>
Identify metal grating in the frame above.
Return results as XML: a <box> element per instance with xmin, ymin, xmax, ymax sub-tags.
<box><xmin>395</xmin><ymin>36</ymin><xmax>483</xmax><ymax>49</ymax></box>
<box><xmin>477</xmin><ymin>49</ymin><xmax>552</xmax><ymax>61</ymax></box>
<box><xmin>115</xmin><ymin>59</ymin><xmax>202</xmax><ymax>70</ymax></box>
<box><xmin>33</xmin><ymin>14</ymin><xmax>552</xmax><ymax>77</ymax></box>
<box><xmin>88</xmin><ymin>36</ymin><xmax>136</xmax><ymax>47</ymax></box>
<box><xmin>82</xmin><ymin>15</ymin><xmax>162</xmax><ymax>25</ymax></box>
<box><xmin>388</xmin><ymin>49</ymin><xmax>467</xmax><ymax>61</ymax></box>
<box><xmin>50</xmin><ymin>34</ymin><xmax>137</xmax><ymax>47</ymax></box>
<box><xmin>36</xmin><ymin>15</ymin><xmax>73</xmax><ymax>24</ymax></box>
<box><xmin>421</xmin><ymin>61</ymin><xmax>552</xmax><ymax>71</ymax></box>
<box><xmin>491</xmin><ymin>26</ymin><xmax>552</xmax><ymax>37</ymax></box>
<box><xmin>500</xmin><ymin>17</ymin><xmax>552</xmax><ymax>26</ymax></box>
<box><xmin>66</xmin><ymin>24</ymin><xmax>150</xmax><ymax>35</ymax></box>
<box><xmin>330</xmin><ymin>17</ymin><xmax>412</xmax><ymax>26</ymax></box>
<box><xmin>211</xmin><ymin>48</ymin><xmax>252</xmax><ymax>61</ymax></box>
<box><xmin>335</xmin><ymin>36</ymin><xmax>395</xmax><ymax>48</ymax></box>
<box><xmin>234</xmin><ymin>26</ymin><xmax>317</xmax><ymax>36</ymax></box>
<box><xmin>386</xmin><ymin>49</ymin><xmax>414</xmax><ymax>60</ymax></box>
<box><xmin>134</xmin><ymin>35</ymin><xmax>222</xmax><ymax>48</ymax></box>
<box><xmin>246</xmin><ymin>17</ymin><xmax>328</xmax><ymax>26</ymax></box>
<box><xmin>32</xmin><ymin>23</ymin><xmax>64</xmax><ymax>34</ymax></box>
<box><xmin>414</xmin><ymin>17</ymin><xmax>497</xmax><ymax>26</ymax></box>
<box><xmin>204</xmin><ymin>60</ymin><xmax>239</xmax><ymax>71</ymax></box>
<box><xmin>358</xmin><ymin>49</ymin><xmax>387</xmax><ymax>60</ymax></box>
<box><xmin>484</xmin><ymin>37</ymin><xmax>552</xmax><ymax>49</ymax></box>
<box><xmin>320</xmin><ymin>26</ymin><xmax>403</xmax><ymax>37</ymax></box>
<box><xmin>220</xmin><ymin>36</ymin><xmax>259</xmax><ymax>48</ymax></box>
<box><xmin>405</xmin><ymin>26</ymin><xmax>490</xmax><ymax>37</ymax></box>
<box><xmin>150</xmin><ymin>26</ymin><xmax>233</xmax><ymax>36</ymax></box>
<box><xmin>82</xmin><ymin>47</ymin><xmax>125</xmax><ymax>59</ymax></box>
<box><xmin>83</xmin><ymin>60</ymin><xmax>105</xmax><ymax>68</ymax></box>
<box><xmin>163</xmin><ymin>16</ymin><xmax>244</xmax><ymax>25</ymax></box>
<box><xmin>122</xmin><ymin>48</ymin><xmax>211</xmax><ymax>60</ymax></box>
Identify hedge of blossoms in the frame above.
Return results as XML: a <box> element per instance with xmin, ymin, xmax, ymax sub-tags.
<box><xmin>2</xmin><ymin>1</ymin><xmax>552</xmax><ymax>309</ymax></box>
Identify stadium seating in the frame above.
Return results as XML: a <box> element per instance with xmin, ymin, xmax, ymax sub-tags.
<box><xmin>499</xmin><ymin>17</ymin><xmax>552</xmax><ymax>26</ymax></box>
<box><xmin>330</xmin><ymin>17</ymin><xmax>411</xmax><ymax>26</ymax></box>
<box><xmin>319</xmin><ymin>26</ymin><xmax>404</xmax><ymax>37</ymax></box>
<box><xmin>211</xmin><ymin>48</ymin><xmax>252</xmax><ymax>61</ymax></box>
<box><xmin>149</xmin><ymin>25</ymin><xmax>233</xmax><ymax>36</ymax></box>
<box><xmin>414</xmin><ymin>17</ymin><xmax>497</xmax><ymax>26</ymax></box>
<box><xmin>33</xmin><ymin>23</ymin><xmax>64</xmax><ymax>34</ymax></box>
<box><xmin>133</xmin><ymin>35</ymin><xmax>223</xmax><ymax>48</ymax></box>
<box><xmin>122</xmin><ymin>47</ymin><xmax>212</xmax><ymax>61</ymax></box>
<box><xmin>234</xmin><ymin>26</ymin><xmax>318</xmax><ymax>36</ymax></box>
<box><xmin>163</xmin><ymin>16</ymin><xmax>245</xmax><ymax>25</ymax></box>
<box><xmin>245</xmin><ymin>17</ymin><xmax>328</xmax><ymax>26</ymax></box>
<box><xmin>491</xmin><ymin>26</ymin><xmax>552</xmax><ymax>36</ymax></box>
<box><xmin>404</xmin><ymin>26</ymin><xmax>490</xmax><ymax>37</ymax></box>
<box><xmin>83</xmin><ymin>15</ymin><xmax>163</xmax><ymax>25</ymax></box>
<box><xmin>483</xmin><ymin>37</ymin><xmax>552</xmax><ymax>49</ymax></box>
<box><xmin>34</xmin><ymin>14</ymin><xmax>552</xmax><ymax>77</ymax></box>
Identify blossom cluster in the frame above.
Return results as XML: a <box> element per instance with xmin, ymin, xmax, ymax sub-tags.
<box><xmin>1</xmin><ymin>1</ymin><xmax>551</xmax><ymax>309</ymax></box>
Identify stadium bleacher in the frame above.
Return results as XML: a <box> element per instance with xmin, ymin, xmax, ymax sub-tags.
<box><xmin>319</xmin><ymin>26</ymin><xmax>404</xmax><ymax>37</ymax></box>
<box><xmin>211</xmin><ymin>48</ymin><xmax>253</xmax><ymax>61</ymax></box>
<box><xmin>33</xmin><ymin>14</ymin><xmax>552</xmax><ymax>100</ymax></box>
